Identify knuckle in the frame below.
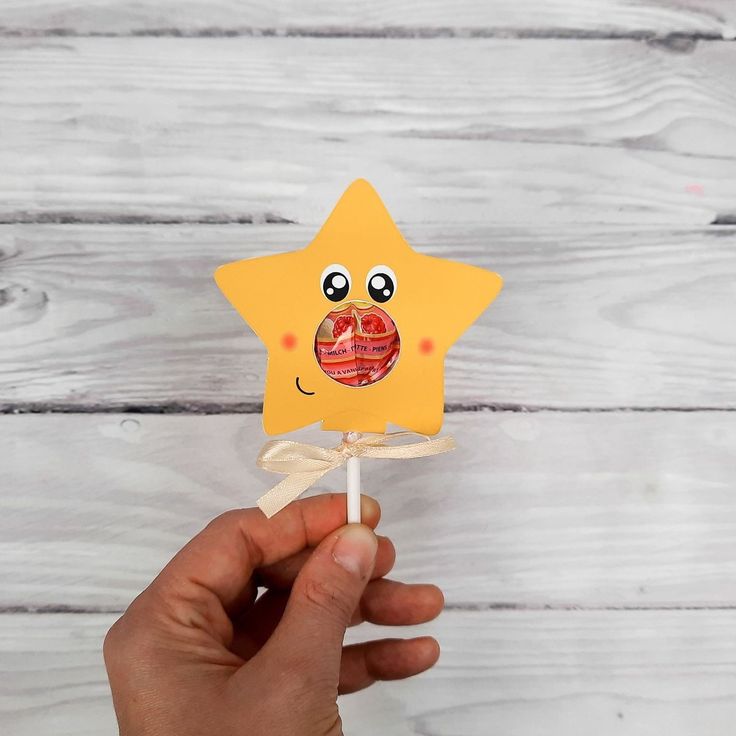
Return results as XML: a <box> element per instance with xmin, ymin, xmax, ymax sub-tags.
<box><xmin>103</xmin><ymin>614</ymin><xmax>145</xmax><ymax>670</ymax></box>
<box><xmin>323</xmin><ymin>713</ymin><xmax>344</xmax><ymax>736</ymax></box>
<box><xmin>202</xmin><ymin>510</ymin><xmax>259</xmax><ymax>562</ymax></box>
<box><xmin>279</xmin><ymin>681</ymin><xmax>342</xmax><ymax>735</ymax></box>
<box><xmin>204</xmin><ymin>509</ymin><xmax>243</xmax><ymax>533</ymax></box>
<box><xmin>302</xmin><ymin>577</ymin><xmax>353</xmax><ymax>622</ymax></box>
<box><xmin>103</xmin><ymin>597</ymin><xmax>159</xmax><ymax>670</ymax></box>
<box><xmin>102</xmin><ymin>617</ymin><xmax>124</xmax><ymax>663</ymax></box>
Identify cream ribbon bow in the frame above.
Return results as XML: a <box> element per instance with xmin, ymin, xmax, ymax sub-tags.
<box><xmin>256</xmin><ymin>431</ymin><xmax>456</xmax><ymax>518</ymax></box>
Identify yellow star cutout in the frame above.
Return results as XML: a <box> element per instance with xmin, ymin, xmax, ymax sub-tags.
<box><xmin>215</xmin><ymin>179</ymin><xmax>502</xmax><ymax>436</ymax></box>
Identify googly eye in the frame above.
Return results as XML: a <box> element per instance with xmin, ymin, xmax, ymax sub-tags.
<box><xmin>320</xmin><ymin>263</ymin><xmax>351</xmax><ymax>302</ymax></box>
<box><xmin>366</xmin><ymin>265</ymin><xmax>397</xmax><ymax>303</ymax></box>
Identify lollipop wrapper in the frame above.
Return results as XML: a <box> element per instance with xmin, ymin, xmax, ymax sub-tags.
<box><xmin>315</xmin><ymin>302</ymin><xmax>401</xmax><ymax>387</ymax></box>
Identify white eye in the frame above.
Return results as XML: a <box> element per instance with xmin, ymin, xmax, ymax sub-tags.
<box><xmin>366</xmin><ymin>265</ymin><xmax>397</xmax><ymax>303</ymax></box>
<box><xmin>320</xmin><ymin>263</ymin><xmax>351</xmax><ymax>302</ymax></box>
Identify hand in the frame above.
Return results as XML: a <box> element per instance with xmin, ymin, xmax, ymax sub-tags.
<box><xmin>104</xmin><ymin>494</ymin><xmax>444</xmax><ymax>735</ymax></box>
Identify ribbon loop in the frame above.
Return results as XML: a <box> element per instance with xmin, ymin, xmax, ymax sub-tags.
<box><xmin>258</xmin><ymin>441</ymin><xmax>340</xmax><ymax>475</ymax></box>
<box><xmin>256</xmin><ymin>431</ymin><xmax>455</xmax><ymax>518</ymax></box>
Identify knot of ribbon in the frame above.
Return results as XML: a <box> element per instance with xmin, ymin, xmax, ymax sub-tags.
<box><xmin>256</xmin><ymin>431</ymin><xmax>456</xmax><ymax>518</ymax></box>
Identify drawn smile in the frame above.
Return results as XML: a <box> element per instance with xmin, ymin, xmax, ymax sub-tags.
<box><xmin>295</xmin><ymin>376</ymin><xmax>315</xmax><ymax>396</ymax></box>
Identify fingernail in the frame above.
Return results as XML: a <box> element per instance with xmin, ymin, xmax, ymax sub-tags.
<box><xmin>333</xmin><ymin>525</ymin><xmax>378</xmax><ymax>578</ymax></box>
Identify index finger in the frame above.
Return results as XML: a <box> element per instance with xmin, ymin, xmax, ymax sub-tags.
<box><xmin>149</xmin><ymin>493</ymin><xmax>380</xmax><ymax>613</ymax></box>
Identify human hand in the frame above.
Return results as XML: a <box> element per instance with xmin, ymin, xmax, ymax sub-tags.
<box><xmin>104</xmin><ymin>494</ymin><xmax>443</xmax><ymax>735</ymax></box>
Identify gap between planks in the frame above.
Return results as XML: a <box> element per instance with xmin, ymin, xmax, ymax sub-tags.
<box><xmin>0</xmin><ymin>27</ymin><xmax>733</xmax><ymax>43</ymax></box>
<box><xmin>1</xmin><ymin>213</ymin><xmax>733</xmax><ymax>227</ymax></box>
<box><xmin>2</xmin><ymin>403</ymin><xmax>736</xmax><ymax>415</ymax></box>
<box><xmin>3</xmin><ymin>603</ymin><xmax>736</xmax><ymax>615</ymax></box>
<box><xmin>0</xmin><ymin>213</ymin><xmax>296</xmax><ymax>226</ymax></box>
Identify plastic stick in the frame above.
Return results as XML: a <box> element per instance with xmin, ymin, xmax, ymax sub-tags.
<box><xmin>344</xmin><ymin>432</ymin><xmax>361</xmax><ymax>523</ymax></box>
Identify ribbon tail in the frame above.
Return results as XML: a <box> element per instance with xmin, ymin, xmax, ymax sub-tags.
<box><xmin>361</xmin><ymin>435</ymin><xmax>457</xmax><ymax>460</ymax></box>
<box><xmin>257</xmin><ymin>469</ymin><xmax>329</xmax><ymax>518</ymax></box>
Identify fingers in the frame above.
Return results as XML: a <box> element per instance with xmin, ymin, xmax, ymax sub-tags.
<box><xmin>148</xmin><ymin>494</ymin><xmax>380</xmax><ymax>615</ymax></box>
<box><xmin>258</xmin><ymin>524</ymin><xmax>377</xmax><ymax>686</ymax></box>
<box><xmin>257</xmin><ymin>534</ymin><xmax>395</xmax><ymax>590</ymax></box>
<box><xmin>338</xmin><ymin>637</ymin><xmax>440</xmax><ymax>695</ymax></box>
<box><xmin>231</xmin><ymin>578</ymin><xmax>443</xmax><ymax>660</ymax></box>
<box><xmin>351</xmin><ymin>579</ymin><xmax>444</xmax><ymax>627</ymax></box>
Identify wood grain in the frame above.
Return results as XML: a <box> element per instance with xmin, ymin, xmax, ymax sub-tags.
<box><xmin>2</xmin><ymin>224</ymin><xmax>735</xmax><ymax>408</ymax></box>
<box><xmin>1</xmin><ymin>1</ymin><xmax>735</xmax><ymax>37</ymax></box>
<box><xmin>2</xmin><ymin>6</ymin><xmax>733</xmax><ymax>734</ymax></box>
<box><xmin>2</xmin><ymin>38</ymin><xmax>736</xmax><ymax>225</ymax></box>
<box><xmin>4</xmin><ymin>609</ymin><xmax>736</xmax><ymax>735</ymax></box>
<box><xmin>3</xmin><ymin>411</ymin><xmax>736</xmax><ymax>609</ymax></box>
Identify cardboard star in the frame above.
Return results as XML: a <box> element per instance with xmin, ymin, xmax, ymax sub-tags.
<box><xmin>215</xmin><ymin>179</ymin><xmax>502</xmax><ymax>435</ymax></box>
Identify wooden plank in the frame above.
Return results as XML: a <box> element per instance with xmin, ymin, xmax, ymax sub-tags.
<box><xmin>4</xmin><ymin>609</ymin><xmax>736</xmax><ymax>735</ymax></box>
<box><xmin>2</xmin><ymin>1</ymin><xmax>735</xmax><ymax>37</ymax></box>
<box><xmin>3</xmin><ymin>411</ymin><xmax>736</xmax><ymax>609</ymax></box>
<box><xmin>2</xmin><ymin>224</ymin><xmax>735</xmax><ymax>408</ymax></box>
<box><xmin>346</xmin><ymin>609</ymin><xmax>736</xmax><ymax>735</ymax></box>
<box><xmin>2</xmin><ymin>38</ymin><xmax>736</xmax><ymax>225</ymax></box>
<box><xmin>0</xmin><ymin>614</ymin><xmax>117</xmax><ymax>736</ymax></box>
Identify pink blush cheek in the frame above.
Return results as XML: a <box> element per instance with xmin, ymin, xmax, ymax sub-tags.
<box><xmin>281</xmin><ymin>333</ymin><xmax>297</xmax><ymax>350</ymax></box>
<box><xmin>419</xmin><ymin>338</ymin><xmax>434</xmax><ymax>355</ymax></box>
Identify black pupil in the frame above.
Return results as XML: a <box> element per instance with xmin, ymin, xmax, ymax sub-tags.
<box><xmin>323</xmin><ymin>272</ymin><xmax>350</xmax><ymax>302</ymax></box>
<box><xmin>368</xmin><ymin>273</ymin><xmax>394</xmax><ymax>303</ymax></box>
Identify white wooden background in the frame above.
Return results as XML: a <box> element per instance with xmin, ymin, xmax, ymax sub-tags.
<box><xmin>2</xmin><ymin>2</ymin><xmax>736</xmax><ymax>734</ymax></box>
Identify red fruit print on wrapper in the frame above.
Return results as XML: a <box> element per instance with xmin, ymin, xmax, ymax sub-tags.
<box><xmin>361</xmin><ymin>313</ymin><xmax>386</xmax><ymax>334</ymax></box>
<box><xmin>332</xmin><ymin>314</ymin><xmax>355</xmax><ymax>338</ymax></box>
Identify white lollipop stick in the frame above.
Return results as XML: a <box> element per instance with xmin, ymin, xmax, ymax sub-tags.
<box><xmin>344</xmin><ymin>431</ymin><xmax>362</xmax><ymax>523</ymax></box>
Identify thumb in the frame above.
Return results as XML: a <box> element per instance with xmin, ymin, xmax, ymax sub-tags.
<box><xmin>268</xmin><ymin>524</ymin><xmax>378</xmax><ymax>683</ymax></box>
